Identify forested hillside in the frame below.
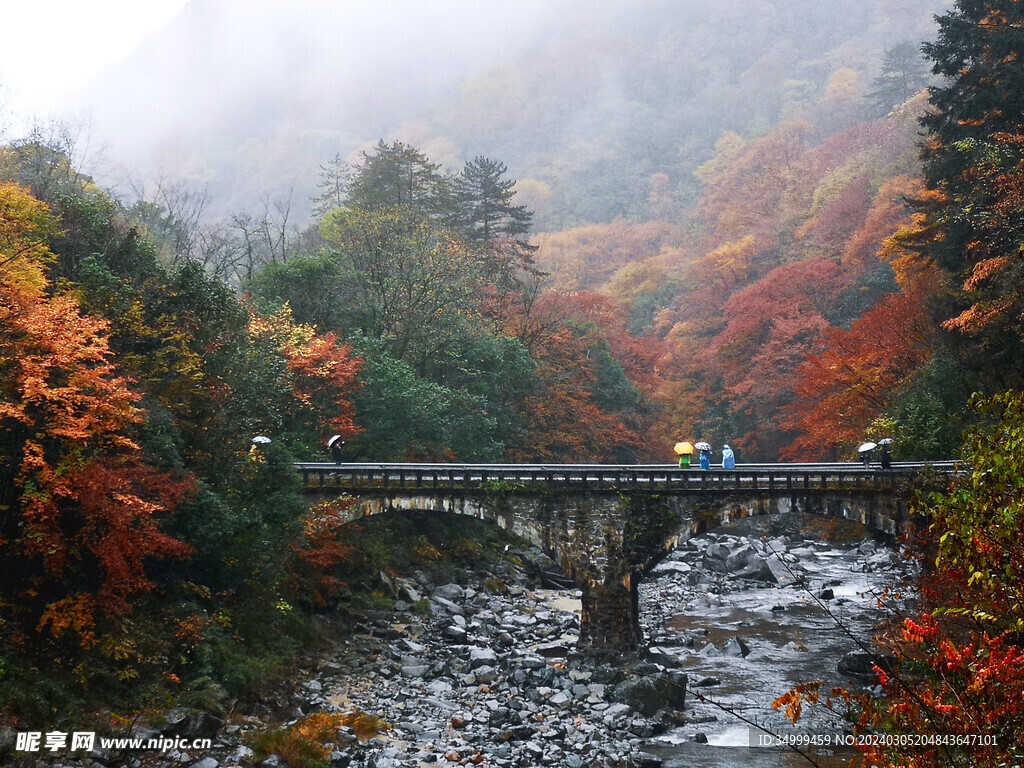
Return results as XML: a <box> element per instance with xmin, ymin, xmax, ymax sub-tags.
<box><xmin>83</xmin><ymin>0</ymin><xmax>947</xmax><ymax>227</ymax></box>
<box><xmin>55</xmin><ymin>0</ymin><xmax>961</xmax><ymax>463</ymax></box>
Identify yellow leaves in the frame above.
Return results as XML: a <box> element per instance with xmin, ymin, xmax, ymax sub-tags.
<box><xmin>534</xmin><ymin>219</ymin><xmax>684</xmax><ymax>293</ymax></box>
<box><xmin>37</xmin><ymin>594</ymin><xmax>98</xmax><ymax>649</ymax></box>
<box><xmin>694</xmin><ymin>131</ymin><xmax>747</xmax><ymax>186</ymax></box>
<box><xmin>688</xmin><ymin>235</ymin><xmax>758</xmax><ymax>288</ymax></box>
<box><xmin>0</xmin><ymin>183</ymin><xmax>57</xmax><ymax>305</ymax></box>
<box><xmin>773</xmin><ymin>681</ymin><xmax>823</xmax><ymax>725</ymax></box>
<box><xmin>825</xmin><ymin>68</ymin><xmax>863</xmax><ymax>103</ymax></box>
<box><xmin>247</xmin><ymin>301</ymin><xmax>315</xmax><ymax>350</ymax></box>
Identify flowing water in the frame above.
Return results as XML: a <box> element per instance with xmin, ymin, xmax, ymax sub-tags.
<box><xmin>638</xmin><ymin>517</ymin><xmax>912</xmax><ymax>768</ymax></box>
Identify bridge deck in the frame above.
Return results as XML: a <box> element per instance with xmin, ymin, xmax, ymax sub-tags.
<box><xmin>295</xmin><ymin>461</ymin><xmax>960</xmax><ymax>494</ymax></box>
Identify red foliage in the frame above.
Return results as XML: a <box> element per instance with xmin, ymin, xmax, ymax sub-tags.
<box><xmin>504</xmin><ymin>291</ymin><xmax>662</xmax><ymax>461</ymax></box>
<box><xmin>0</xmin><ymin>183</ymin><xmax>193</xmax><ymax>647</ymax></box>
<box><xmin>710</xmin><ymin>260</ymin><xmax>849</xmax><ymax>457</ymax></box>
<box><xmin>290</xmin><ymin>498</ymin><xmax>357</xmax><ymax>606</ymax></box>
<box><xmin>780</xmin><ymin>276</ymin><xmax>939</xmax><ymax>460</ymax></box>
<box><xmin>247</xmin><ymin>305</ymin><xmax>363</xmax><ymax>442</ymax></box>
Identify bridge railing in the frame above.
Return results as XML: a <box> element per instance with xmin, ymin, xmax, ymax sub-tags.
<box><xmin>294</xmin><ymin>461</ymin><xmax>962</xmax><ymax>494</ymax></box>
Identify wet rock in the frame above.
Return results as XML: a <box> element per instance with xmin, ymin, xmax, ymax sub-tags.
<box><xmin>635</xmin><ymin>751</ymin><xmax>664</xmax><ymax>767</ymax></box>
<box><xmin>651</xmin><ymin>559</ymin><xmax>692</xmax><ymax>576</ymax></box>
<box><xmin>838</xmin><ymin>651</ymin><xmax>896</xmax><ymax>683</ymax></box>
<box><xmin>700</xmin><ymin>542</ymin><xmax>734</xmax><ymax>573</ymax></box>
<box><xmin>443</xmin><ymin>625</ymin><xmax>467</xmax><ymax>642</ymax></box>
<box><xmin>610</xmin><ymin>673</ymin><xmax>686</xmax><ymax>716</ymax></box>
<box><xmin>159</xmin><ymin>709</ymin><xmax>225</xmax><ymax>740</ymax></box>
<box><xmin>429</xmin><ymin>596</ymin><xmax>464</xmax><ymax>616</ymax></box>
<box><xmin>397</xmin><ymin>580</ymin><xmax>423</xmax><ymax>604</ymax></box>
<box><xmin>693</xmin><ymin>676</ymin><xmax>720</xmax><ymax>687</ymax></box>
<box><xmin>722</xmin><ymin>637</ymin><xmax>751</xmax><ymax>657</ymax></box>
<box><xmin>432</xmin><ymin>583</ymin><xmax>465</xmax><ymax>602</ymax></box>
<box><xmin>468</xmin><ymin>647</ymin><xmax>498</xmax><ymax>668</ymax></box>
<box><xmin>734</xmin><ymin>554</ymin><xmax>779</xmax><ymax>583</ymax></box>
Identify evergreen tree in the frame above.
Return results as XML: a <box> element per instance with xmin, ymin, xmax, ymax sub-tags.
<box><xmin>455</xmin><ymin>156</ymin><xmax>533</xmax><ymax>244</ymax></box>
<box><xmin>869</xmin><ymin>41</ymin><xmax>930</xmax><ymax>115</ymax></box>
<box><xmin>345</xmin><ymin>140</ymin><xmax>455</xmax><ymax>222</ymax></box>
<box><xmin>454</xmin><ymin>156</ymin><xmax>539</xmax><ymax>290</ymax></box>
<box><xmin>907</xmin><ymin>0</ymin><xmax>1024</xmax><ymax>388</ymax></box>
<box><xmin>312</xmin><ymin>153</ymin><xmax>351</xmax><ymax>219</ymax></box>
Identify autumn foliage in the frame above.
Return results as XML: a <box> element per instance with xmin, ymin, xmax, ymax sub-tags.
<box><xmin>781</xmin><ymin>276</ymin><xmax>939</xmax><ymax>459</ymax></box>
<box><xmin>0</xmin><ymin>177</ymin><xmax>366</xmax><ymax>709</ymax></box>
<box><xmin>0</xmin><ymin>183</ymin><xmax>193</xmax><ymax>648</ymax></box>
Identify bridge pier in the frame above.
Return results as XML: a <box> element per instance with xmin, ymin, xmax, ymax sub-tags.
<box><xmin>578</xmin><ymin>568</ymin><xmax>642</xmax><ymax>652</ymax></box>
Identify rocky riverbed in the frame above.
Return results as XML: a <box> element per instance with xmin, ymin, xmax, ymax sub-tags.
<box><xmin>11</xmin><ymin>512</ymin><xmax>912</xmax><ymax>768</ymax></box>
<box><xmin>640</xmin><ymin>514</ymin><xmax>913</xmax><ymax>768</ymax></box>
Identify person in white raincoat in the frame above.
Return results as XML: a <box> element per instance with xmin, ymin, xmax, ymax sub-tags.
<box><xmin>721</xmin><ymin>444</ymin><xmax>736</xmax><ymax>469</ymax></box>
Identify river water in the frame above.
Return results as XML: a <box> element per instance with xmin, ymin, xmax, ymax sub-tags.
<box><xmin>637</xmin><ymin>514</ymin><xmax>913</xmax><ymax>768</ymax></box>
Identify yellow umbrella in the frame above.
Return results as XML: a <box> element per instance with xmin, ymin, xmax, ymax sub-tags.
<box><xmin>674</xmin><ymin>441</ymin><xmax>694</xmax><ymax>455</ymax></box>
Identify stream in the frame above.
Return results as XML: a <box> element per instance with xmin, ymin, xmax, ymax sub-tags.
<box><xmin>639</xmin><ymin>513</ymin><xmax>914</xmax><ymax>768</ymax></box>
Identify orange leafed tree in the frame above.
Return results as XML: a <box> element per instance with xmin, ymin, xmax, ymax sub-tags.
<box><xmin>780</xmin><ymin>275</ymin><xmax>938</xmax><ymax>460</ymax></box>
<box><xmin>0</xmin><ymin>183</ymin><xmax>192</xmax><ymax>649</ymax></box>
<box><xmin>504</xmin><ymin>291</ymin><xmax>654</xmax><ymax>461</ymax></box>
<box><xmin>517</xmin><ymin>325</ymin><xmax>639</xmax><ymax>461</ymax></box>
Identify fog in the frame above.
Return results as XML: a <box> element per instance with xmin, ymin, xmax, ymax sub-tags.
<box><xmin>36</xmin><ymin>0</ymin><xmax>951</xmax><ymax>227</ymax></box>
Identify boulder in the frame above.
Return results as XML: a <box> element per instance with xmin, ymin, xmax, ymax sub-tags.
<box><xmin>734</xmin><ymin>555</ymin><xmax>778</xmax><ymax>583</ymax></box>
<box><xmin>400</xmin><ymin>664</ymin><xmax>431</xmax><ymax>678</ymax></box>
<box><xmin>838</xmin><ymin>651</ymin><xmax>896</xmax><ymax>683</ymax></box>
<box><xmin>432</xmin><ymin>583</ymin><xmax>465</xmax><ymax>601</ymax></box>
<box><xmin>722</xmin><ymin>637</ymin><xmax>751</xmax><ymax>658</ymax></box>
<box><xmin>651</xmin><ymin>560</ymin><xmax>692</xmax><ymax>576</ymax></box>
<box><xmin>468</xmin><ymin>647</ymin><xmax>499</xmax><ymax>668</ymax></box>
<box><xmin>429</xmin><ymin>596</ymin><xmax>464</xmax><ymax>617</ymax></box>
<box><xmin>610</xmin><ymin>673</ymin><xmax>686</xmax><ymax>716</ymax></box>
<box><xmin>159</xmin><ymin>709</ymin><xmax>224</xmax><ymax>740</ymax></box>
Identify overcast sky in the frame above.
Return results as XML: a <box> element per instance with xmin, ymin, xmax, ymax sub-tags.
<box><xmin>0</xmin><ymin>0</ymin><xmax>189</xmax><ymax>126</ymax></box>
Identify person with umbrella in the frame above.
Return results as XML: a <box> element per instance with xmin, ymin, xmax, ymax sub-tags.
<box><xmin>878</xmin><ymin>438</ymin><xmax>893</xmax><ymax>469</ymax></box>
<box><xmin>249</xmin><ymin>435</ymin><xmax>272</xmax><ymax>463</ymax></box>
<box><xmin>695</xmin><ymin>441</ymin><xmax>712</xmax><ymax>470</ymax></box>
<box><xmin>328</xmin><ymin>434</ymin><xmax>345</xmax><ymax>464</ymax></box>
<box><xmin>858</xmin><ymin>441</ymin><xmax>877</xmax><ymax>466</ymax></box>
<box><xmin>674</xmin><ymin>441</ymin><xmax>694</xmax><ymax>468</ymax></box>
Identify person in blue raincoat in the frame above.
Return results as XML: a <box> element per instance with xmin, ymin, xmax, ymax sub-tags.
<box><xmin>721</xmin><ymin>444</ymin><xmax>736</xmax><ymax>470</ymax></box>
<box><xmin>699</xmin><ymin>447</ymin><xmax>711</xmax><ymax>470</ymax></box>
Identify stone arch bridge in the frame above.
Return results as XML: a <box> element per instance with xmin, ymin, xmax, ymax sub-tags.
<box><xmin>296</xmin><ymin>461</ymin><xmax>959</xmax><ymax>653</ymax></box>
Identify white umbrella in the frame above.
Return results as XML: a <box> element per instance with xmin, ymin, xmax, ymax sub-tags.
<box><xmin>327</xmin><ymin>434</ymin><xmax>343</xmax><ymax>448</ymax></box>
<box><xmin>857</xmin><ymin>441</ymin><xmax>877</xmax><ymax>453</ymax></box>
<box><xmin>877</xmin><ymin>438</ymin><xmax>894</xmax><ymax>446</ymax></box>
<box><xmin>252</xmin><ymin>435</ymin><xmax>272</xmax><ymax>445</ymax></box>
<box><xmin>694</xmin><ymin>441</ymin><xmax>712</xmax><ymax>452</ymax></box>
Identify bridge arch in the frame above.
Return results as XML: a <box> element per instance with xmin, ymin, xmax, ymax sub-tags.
<box><xmin>298</xmin><ymin>462</ymin><xmax>958</xmax><ymax>653</ymax></box>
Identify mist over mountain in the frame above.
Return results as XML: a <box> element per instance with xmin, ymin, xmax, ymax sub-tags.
<box><xmin>74</xmin><ymin>0</ymin><xmax>949</xmax><ymax>229</ymax></box>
